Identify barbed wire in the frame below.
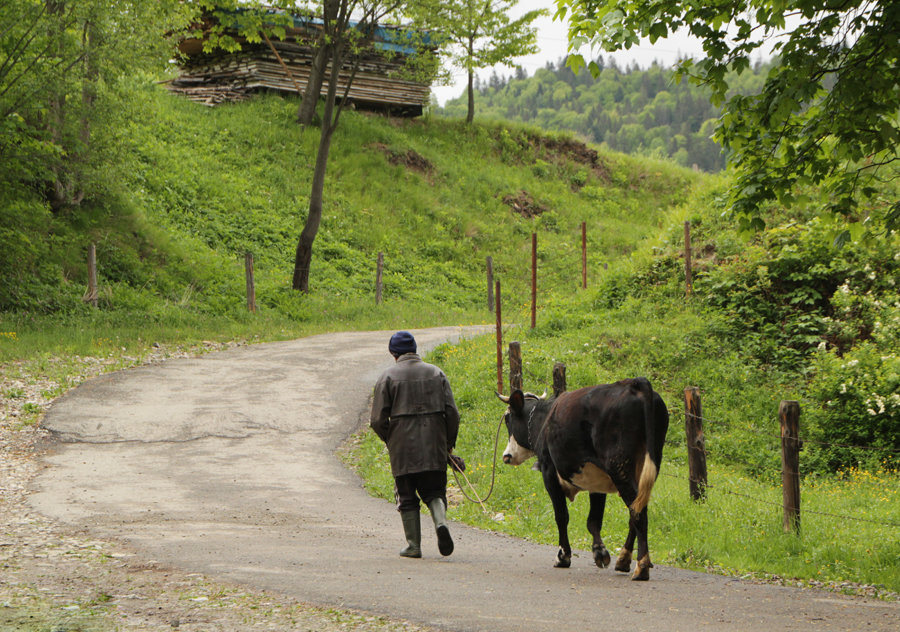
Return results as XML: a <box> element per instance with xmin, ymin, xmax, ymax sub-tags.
<box><xmin>786</xmin><ymin>435</ymin><xmax>900</xmax><ymax>454</ymax></box>
<box><xmin>658</xmin><ymin>470</ymin><xmax>900</xmax><ymax>528</ymax></box>
<box><xmin>673</xmin><ymin>406</ymin><xmax>900</xmax><ymax>454</ymax></box>
<box><xmin>511</xmin><ymin>376</ymin><xmax>898</xmax><ymax>455</ymax></box>
<box><xmin>491</xmin><ymin>341</ymin><xmax>899</xmax><ymax>532</ymax></box>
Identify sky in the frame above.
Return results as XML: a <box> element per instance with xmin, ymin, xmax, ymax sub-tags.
<box><xmin>429</xmin><ymin>0</ymin><xmax>708</xmax><ymax>106</ymax></box>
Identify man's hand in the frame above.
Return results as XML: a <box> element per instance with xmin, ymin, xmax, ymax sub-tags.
<box><xmin>448</xmin><ymin>452</ymin><xmax>466</xmax><ymax>473</ymax></box>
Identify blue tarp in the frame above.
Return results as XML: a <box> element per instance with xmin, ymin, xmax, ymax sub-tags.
<box><xmin>219</xmin><ymin>7</ymin><xmax>437</xmax><ymax>55</ymax></box>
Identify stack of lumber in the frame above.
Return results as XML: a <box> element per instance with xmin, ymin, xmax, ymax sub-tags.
<box><xmin>168</xmin><ymin>39</ymin><xmax>431</xmax><ymax>114</ymax></box>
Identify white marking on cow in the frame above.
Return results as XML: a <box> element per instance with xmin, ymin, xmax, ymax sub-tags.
<box><xmin>561</xmin><ymin>463</ymin><xmax>618</xmax><ymax>501</ymax></box>
<box><xmin>631</xmin><ymin>453</ymin><xmax>658</xmax><ymax>513</ymax></box>
<box><xmin>503</xmin><ymin>435</ymin><xmax>535</xmax><ymax>466</ymax></box>
<box><xmin>557</xmin><ymin>476</ymin><xmax>580</xmax><ymax>502</ymax></box>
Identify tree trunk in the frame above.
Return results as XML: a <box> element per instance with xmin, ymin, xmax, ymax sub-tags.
<box><xmin>71</xmin><ymin>12</ymin><xmax>97</xmax><ymax>207</ymax></box>
<box><xmin>466</xmin><ymin>70</ymin><xmax>475</xmax><ymax>124</ymax></box>
<box><xmin>297</xmin><ymin>42</ymin><xmax>328</xmax><ymax>126</ymax></box>
<box><xmin>298</xmin><ymin>0</ymin><xmax>340</xmax><ymax>127</ymax></box>
<box><xmin>292</xmin><ymin>125</ymin><xmax>332</xmax><ymax>291</ymax></box>
<box><xmin>292</xmin><ymin>40</ymin><xmax>342</xmax><ymax>292</ymax></box>
<box><xmin>46</xmin><ymin>0</ymin><xmax>69</xmax><ymax>211</ymax></box>
<box><xmin>465</xmin><ymin>33</ymin><xmax>475</xmax><ymax>124</ymax></box>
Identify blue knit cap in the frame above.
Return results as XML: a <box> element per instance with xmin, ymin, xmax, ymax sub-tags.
<box><xmin>389</xmin><ymin>331</ymin><xmax>416</xmax><ymax>356</ymax></box>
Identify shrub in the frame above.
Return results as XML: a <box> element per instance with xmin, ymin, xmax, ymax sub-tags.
<box><xmin>805</xmin><ymin>336</ymin><xmax>900</xmax><ymax>473</ymax></box>
<box><xmin>696</xmin><ymin>221</ymin><xmax>899</xmax><ymax>370</ymax></box>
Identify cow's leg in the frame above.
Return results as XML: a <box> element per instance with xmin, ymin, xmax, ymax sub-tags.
<box><xmin>541</xmin><ymin>467</ymin><xmax>572</xmax><ymax>568</ymax></box>
<box><xmin>615</xmin><ymin>522</ymin><xmax>635</xmax><ymax>573</ymax></box>
<box><xmin>629</xmin><ymin>506</ymin><xmax>652</xmax><ymax>581</ymax></box>
<box><xmin>611</xmin><ymin>476</ymin><xmax>652</xmax><ymax>580</ymax></box>
<box><xmin>587</xmin><ymin>493</ymin><xmax>611</xmax><ymax>568</ymax></box>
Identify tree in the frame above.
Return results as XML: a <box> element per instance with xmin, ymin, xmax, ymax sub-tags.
<box><xmin>194</xmin><ymin>1</ymin><xmax>438</xmax><ymax>292</ymax></box>
<box><xmin>292</xmin><ymin>0</ymin><xmax>409</xmax><ymax>292</ymax></box>
<box><xmin>1</xmin><ymin>1</ymin><xmax>190</xmax><ymax>211</ymax></box>
<box><xmin>412</xmin><ymin>0</ymin><xmax>545</xmax><ymax>123</ymax></box>
<box><xmin>187</xmin><ymin>2</ymin><xmax>320</xmax><ymax>124</ymax></box>
<box><xmin>557</xmin><ymin>0</ymin><xmax>900</xmax><ymax>237</ymax></box>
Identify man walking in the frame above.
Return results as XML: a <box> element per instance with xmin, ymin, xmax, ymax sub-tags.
<box><xmin>370</xmin><ymin>331</ymin><xmax>459</xmax><ymax>558</ymax></box>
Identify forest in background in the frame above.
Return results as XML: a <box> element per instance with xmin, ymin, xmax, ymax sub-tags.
<box><xmin>439</xmin><ymin>56</ymin><xmax>770</xmax><ymax>172</ymax></box>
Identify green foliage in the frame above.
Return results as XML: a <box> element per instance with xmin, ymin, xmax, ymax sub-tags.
<box><xmin>557</xmin><ymin>0</ymin><xmax>900</xmax><ymax>233</ymax></box>
<box><xmin>804</xmin><ymin>273</ymin><xmax>900</xmax><ymax>473</ymax></box>
<box><xmin>0</xmin><ymin>1</ymin><xmax>192</xmax><ymax>212</ymax></box>
<box><xmin>692</xmin><ymin>220</ymin><xmax>900</xmax><ymax>371</ymax></box>
<box><xmin>806</xmin><ymin>343</ymin><xmax>900</xmax><ymax>473</ymax></box>
<box><xmin>187</xmin><ymin>1</ymin><xmax>297</xmax><ymax>53</ymax></box>
<box><xmin>441</xmin><ymin>57</ymin><xmax>768</xmax><ymax>172</ymax></box>
<box><xmin>410</xmin><ymin>0</ymin><xmax>546</xmax><ymax>122</ymax></box>
<box><xmin>652</xmin><ymin>192</ymin><xmax>900</xmax><ymax>475</ymax></box>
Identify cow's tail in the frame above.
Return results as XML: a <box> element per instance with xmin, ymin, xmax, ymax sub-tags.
<box><xmin>631</xmin><ymin>377</ymin><xmax>658</xmax><ymax>514</ymax></box>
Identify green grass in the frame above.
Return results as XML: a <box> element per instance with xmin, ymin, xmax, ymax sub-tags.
<box><xmin>0</xmin><ymin>297</ymin><xmax>488</xmax><ymax>364</ymax></box>
<box><xmin>3</xmin><ymin>83</ymin><xmax>700</xmax><ymax>333</ymax></box>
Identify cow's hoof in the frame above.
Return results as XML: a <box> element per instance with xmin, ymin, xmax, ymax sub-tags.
<box><xmin>614</xmin><ymin>549</ymin><xmax>632</xmax><ymax>573</ymax></box>
<box><xmin>592</xmin><ymin>544</ymin><xmax>611</xmax><ymax>568</ymax></box>
<box><xmin>631</xmin><ymin>555</ymin><xmax>652</xmax><ymax>581</ymax></box>
<box><xmin>554</xmin><ymin>548</ymin><xmax>571</xmax><ymax>568</ymax></box>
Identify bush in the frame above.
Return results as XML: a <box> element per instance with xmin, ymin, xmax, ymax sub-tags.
<box><xmin>806</xmin><ymin>309</ymin><xmax>900</xmax><ymax>473</ymax></box>
<box><xmin>696</xmin><ymin>221</ymin><xmax>899</xmax><ymax>370</ymax></box>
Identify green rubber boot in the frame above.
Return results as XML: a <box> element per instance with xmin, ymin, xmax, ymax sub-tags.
<box><xmin>399</xmin><ymin>510</ymin><xmax>422</xmax><ymax>558</ymax></box>
<box><xmin>427</xmin><ymin>498</ymin><xmax>454</xmax><ymax>556</ymax></box>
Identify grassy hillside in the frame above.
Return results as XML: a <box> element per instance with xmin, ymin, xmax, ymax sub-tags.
<box><xmin>1</xmin><ymin>81</ymin><xmax>697</xmax><ymax>359</ymax></box>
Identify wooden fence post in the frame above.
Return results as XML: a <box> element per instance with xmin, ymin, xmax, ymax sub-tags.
<box><xmin>86</xmin><ymin>243</ymin><xmax>98</xmax><ymax>308</ymax></box>
<box><xmin>244</xmin><ymin>252</ymin><xmax>256</xmax><ymax>313</ymax></box>
<box><xmin>495</xmin><ymin>280</ymin><xmax>503</xmax><ymax>395</ymax></box>
<box><xmin>375</xmin><ymin>252</ymin><xmax>384</xmax><ymax>305</ymax></box>
<box><xmin>509</xmin><ymin>341</ymin><xmax>522</xmax><ymax>393</ymax></box>
<box><xmin>531</xmin><ymin>232</ymin><xmax>537</xmax><ymax>329</ymax></box>
<box><xmin>780</xmin><ymin>400</ymin><xmax>802</xmax><ymax>534</ymax></box>
<box><xmin>684</xmin><ymin>221</ymin><xmax>693</xmax><ymax>296</ymax></box>
<box><xmin>581</xmin><ymin>221</ymin><xmax>587</xmax><ymax>290</ymax></box>
<box><xmin>486</xmin><ymin>256</ymin><xmax>494</xmax><ymax>312</ymax></box>
<box><xmin>683</xmin><ymin>387</ymin><xmax>708</xmax><ymax>501</ymax></box>
<box><xmin>552</xmin><ymin>363</ymin><xmax>566</xmax><ymax>397</ymax></box>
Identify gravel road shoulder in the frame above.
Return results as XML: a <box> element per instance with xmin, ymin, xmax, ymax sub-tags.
<box><xmin>1</xmin><ymin>341</ymin><xmax>434</xmax><ymax>632</ymax></box>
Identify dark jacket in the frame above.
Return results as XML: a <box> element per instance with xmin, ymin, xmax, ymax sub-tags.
<box><xmin>370</xmin><ymin>353</ymin><xmax>460</xmax><ymax>477</ymax></box>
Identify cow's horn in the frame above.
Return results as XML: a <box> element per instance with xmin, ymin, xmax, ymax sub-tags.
<box><xmin>496</xmin><ymin>391</ymin><xmax>510</xmax><ymax>403</ymax></box>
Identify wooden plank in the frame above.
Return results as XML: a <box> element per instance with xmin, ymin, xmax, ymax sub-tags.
<box><xmin>169</xmin><ymin>40</ymin><xmax>432</xmax><ymax>110</ymax></box>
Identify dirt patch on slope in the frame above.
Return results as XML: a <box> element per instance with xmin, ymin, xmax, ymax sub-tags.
<box><xmin>502</xmin><ymin>191</ymin><xmax>549</xmax><ymax>218</ymax></box>
<box><xmin>497</xmin><ymin>129</ymin><xmax>611</xmax><ymax>181</ymax></box>
<box><xmin>370</xmin><ymin>143</ymin><xmax>433</xmax><ymax>174</ymax></box>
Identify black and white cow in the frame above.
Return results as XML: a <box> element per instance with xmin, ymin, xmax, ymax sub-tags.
<box><xmin>498</xmin><ymin>377</ymin><xmax>669</xmax><ymax>580</ymax></box>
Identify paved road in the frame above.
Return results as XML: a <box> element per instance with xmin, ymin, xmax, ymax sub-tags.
<box><xmin>32</xmin><ymin>328</ymin><xmax>899</xmax><ymax>632</ymax></box>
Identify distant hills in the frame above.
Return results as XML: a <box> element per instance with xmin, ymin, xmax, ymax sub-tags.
<box><xmin>438</xmin><ymin>56</ymin><xmax>769</xmax><ymax>173</ymax></box>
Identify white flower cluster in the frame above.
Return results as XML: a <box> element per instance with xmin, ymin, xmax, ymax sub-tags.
<box><xmin>865</xmin><ymin>393</ymin><xmax>900</xmax><ymax>416</ymax></box>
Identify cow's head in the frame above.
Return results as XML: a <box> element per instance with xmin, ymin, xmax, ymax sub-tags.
<box><xmin>496</xmin><ymin>389</ymin><xmax>544</xmax><ymax>466</ymax></box>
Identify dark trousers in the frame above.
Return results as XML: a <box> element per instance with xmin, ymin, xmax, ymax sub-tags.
<box><xmin>394</xmin><ymin>470</ymin><xmax>447</xmax><ymax>512</ymax></box>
